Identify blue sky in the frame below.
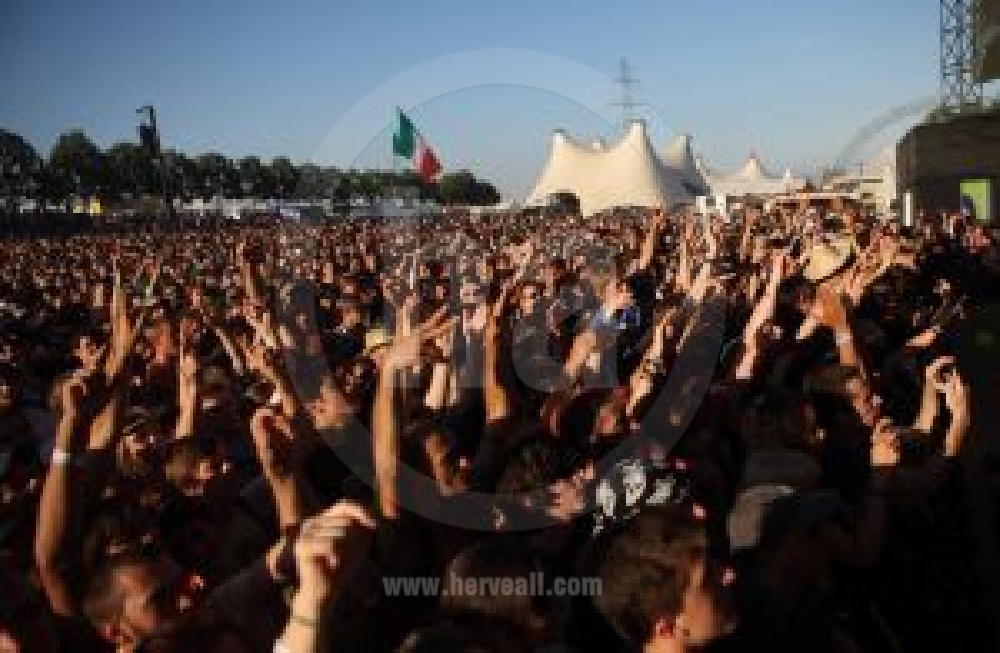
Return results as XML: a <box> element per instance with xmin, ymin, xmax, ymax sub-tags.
<box><xmin>1</xmin><ymin>0</ymin><xmax>944</xmax><ymax>197</ymax></box>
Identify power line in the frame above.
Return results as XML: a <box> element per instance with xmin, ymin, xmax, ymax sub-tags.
<box><xmin>611</xmin><ymin>57</ymin><xmax>643</xmax><ymax>129</ymax></box>
<box><xmin>940</xmin><ymin>0</ymin><xmax>984</xmax><ymax>111</ymax></box>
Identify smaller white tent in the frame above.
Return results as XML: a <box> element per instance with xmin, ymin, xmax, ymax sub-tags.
<box><xmin>702</xmin><ymin>153</ymin><xmax>804</xmax><ymax>196</ymax></box>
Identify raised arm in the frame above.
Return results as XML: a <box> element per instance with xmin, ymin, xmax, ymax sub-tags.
<box><xmin>731</xmin><ymin>254</ymin><xmax>784</xmax><ymax>380</ymax></box>
<box><xmin>276</xmin><ymin>502</ymin><xmax>375</xmax><ymax>653</ymax></box>
<box><xmin>34</xmin><ymin>374</ymin><xmax>90</xmax><ymax>616</ymax></box>
<box><xmin>250</xmin><ymin>407</ymin><xmax>312</xmax><ymax>531</ymax></box>
<box><xmin>484</xmin><ymin>282</ymin><xmax>516</xmax><ymax>424</ymax></box>
<box><xmin>626</xmin><ymin>307</ymin><xmax>681</xmax><ymax>417</ymax></box>
<box><xmin>424</xmin><ymin>322</ymin><xmax>456</xmax><ymax>413</ymax></box>
<box><xmin>374</xmin><ymin>309</ymin><xmax>453</xmax><ymax>519</ymax></box>
<box><xmin>912</xmin><ymin>356</ymin><xmax>953</xmax><ymax>434</ymax></box>
<box><xmin>738</xmin><ymin>210</ymin><xmax>756</xmax><ymax>262</ymax></box>
<box><xmin>813</xmin><ymin>285</ymin><xmax>868</xmax><ymax>377</ymax></box>
<box><xmin>630</xmin><ymin>209</ymin><xmax>665</xmax><ymax>274</ymax></box>
<box><xmin>940</xmin><ymin>366</ymin><xmax>971</xmax><ymax>459</ymax></box>
<box><xmin>175</xmin><ymin>319</ymin><xmax>199</xmax><ymax>439</ymax></box>
<box><xmin>210</xmin><ymin>315</ymin><xmax>246</xmax><ymax>376</ymax></box>
<box><xmin>241</xmin><ymin>337</ymin><xmax>302</xmax><ymax>420</ymax></box>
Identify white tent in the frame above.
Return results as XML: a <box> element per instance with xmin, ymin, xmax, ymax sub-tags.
<box><xmin>694</xmin><ymin>154</ymin><xmax>717</xmax><ymax>181</ymax></box>
<box><xmin>704</xmin><ymin>153</ymin><xmax>804</xmax><ymax>196</ymax></box>
<box><xmin>662</xmin><ymin>134</ymin><xmax>710</xmax><ymax>195</ymax></box>
<box><xmin>527</xmin><ymin>120</ymin><xmax>693</xmax><ymax>216</ymax></box>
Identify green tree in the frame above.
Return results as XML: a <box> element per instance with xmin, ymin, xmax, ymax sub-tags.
<box><xmin>237</xmin><ymin>156</ymin><xmax>272</xmax><ymax>198</ymax></box>
<box><xmin>0</xmin><ymin>128</ymin><xmax>42</xmax><ymax>209</ymax></box>
<box><xmin>104</xmin><ymin>141</ymin><xmax>158</xmax><ymax>200</ymax></box>
<box><xmin>292</xmin><ymin>162</ymin><xmax>318</xmax><ymax>199</ymax></box>
<box><xmin>49</xmin><ymin>129</ymin><xmax>104</xmax><ymax>200</ymax></box>
<box><xmin>195</xmin><ymin>153</ymin><xmax>237</xmax><ymax>199</ymax></box>
<box><xmin>269</xmin><ymin>156</ymin><xmax>299</xmax><ymax>199</ymax></box>
<box><xmin>164</xmin><ymin>150</ymin><xmax>197</xmax><ymax>201</ymax></box>
<box><xmin>437</xmin><ymin>170</ymin><xmax>500</xmax><ymax>206</ymax></box>
<box><xmin>358</xmin><ymin>170</ymin><xmax>384</xmax><ymax>201</ymax></box>
<box><xmin>0</xmin><ymin>128</ymin><xmax>41</xmax><ymax>171</ymax></box>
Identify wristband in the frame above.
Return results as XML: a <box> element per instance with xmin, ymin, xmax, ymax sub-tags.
<box><xmin>289</xmin><ymin>612</ymin><xmax>320</xmax><ymax>628</ymax></box>
<box><xmin>835</xmin><ymin>331</ymin><xmax>853</xmax><ymax>346</ymax></box>
<box><xmin>51</xmin><ymin>448</ymin><xmax>72</xmax><ymax>467</ymax></box>
<box><xmin>644</xmin><ymin>360</ymin><xmax>665</xmax><ymax>376</ymax></box>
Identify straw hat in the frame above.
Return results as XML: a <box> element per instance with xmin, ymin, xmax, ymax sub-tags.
<box><xmin>364</xmin><ymin>325</ymin><xmax>392</xmax><ymax>354</ymax></box>
<box><xmin>802</xmin><ymin>235</ymin><xmax>857</xmax><ymax>282</ymax></box>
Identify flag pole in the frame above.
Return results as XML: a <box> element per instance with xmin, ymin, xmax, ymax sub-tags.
<box><xmin>393</xmin><ymin>107</ymin><xmax>404</xmax><ymax>207</ymax></box>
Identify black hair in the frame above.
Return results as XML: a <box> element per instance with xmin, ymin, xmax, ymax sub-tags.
<box><xmin>397</xmin><ymin>612</ymin><xmax>532</xmax><ymax>653</ymax></box>
<box><xmin>494</xmin><ymin>437</ymin><xmax>581</xmax><ymax>496</ymax></box>
<box><xmin>592</xmin><ymin>506</ymin><xmax>708</xmax><ymax>648</ymax></box>
<box><xmin>442</xmin><ymin>539</ymin><xmax>560</xmax><ymax>645</ymax></box>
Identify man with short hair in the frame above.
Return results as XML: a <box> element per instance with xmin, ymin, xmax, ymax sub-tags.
<box><xmin>592</xmin><ymin>506</ymin><xmax>737</xmax><ymax>652</ymax></box>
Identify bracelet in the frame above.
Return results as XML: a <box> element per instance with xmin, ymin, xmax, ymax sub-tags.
<box><xmin>289</xmin><ymin>612</ymin><xmax>320</xmax><ymax>628</ymax></box>
<box><xmin>644</xmin><ymin>360</ymin><xmax>665</xmax><ymax>376</ymax></box>
<box><xmin>51</xmin><ymin>448</ymin><xmax>72</xmax><ymax>467</ymax></box>
<box><xmin>835</xmin><ymin>331</ymin><xmax>853</xmax><ymax>346</ymax></box>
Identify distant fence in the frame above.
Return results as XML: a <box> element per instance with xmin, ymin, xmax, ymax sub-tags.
<box><xmin>0</xmin><ymin>211</ymin><xmax>294</xmax><ymax>239</ymax></box>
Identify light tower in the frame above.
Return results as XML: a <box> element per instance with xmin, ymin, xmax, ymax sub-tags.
<box><xmin>940</xmin><ymin>0</ymin><xmax>984</xmax><ymax>111</ymax></box>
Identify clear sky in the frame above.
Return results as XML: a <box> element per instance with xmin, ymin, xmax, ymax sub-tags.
<box><xmin>1</xmin><ymin>0</ymin><xmax>945</xmax><ymax>198</ymax></box>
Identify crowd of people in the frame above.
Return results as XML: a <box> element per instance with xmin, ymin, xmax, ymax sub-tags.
<box><xmin>0</xmin><ymin>206</ymin><xmax>994</xmax><ymax>651</ymax></box>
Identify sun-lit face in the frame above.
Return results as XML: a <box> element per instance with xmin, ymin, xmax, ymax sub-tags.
<box><xmin>674</xmin><ymin>555</ymin><xmax>738</xmax><ymax>647</ymax></box>
<box><xmin>459</xmin><ymin>281</ymin><xmax>483</xmax><ymax>307</ymax></box>
<box><xmin>122</xmin><ymin>424</ymin><xmax>162</xmax><ymax>466</ymax></box>
<box><xmin>519</xmin><ymin>285</ymin><xmax>541</xmax><ymax>316</ymax></box>
<box><xmin>845</xmin><ymin>376</ymin><xmax>882</xmax><ymax>426</ymax></box>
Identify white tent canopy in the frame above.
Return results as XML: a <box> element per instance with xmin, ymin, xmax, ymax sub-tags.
<box><xmin>527</xmin><ymin>120</ymin><xmax>693</xmax><ymax>216</ymax></box>
<box><xmin>702</xmin><ymin>153</ymin><xmax>805</xmax><ymax>196</ymax></box>
<box><xmin>694</xmin><ymin>154</ymin><xmax>716</xmax><ymax>181</ymax></box>
<box><xmin>662</xmin><ymin>133</ymin><xmax>710</xmax><ymax>195</ymax></box>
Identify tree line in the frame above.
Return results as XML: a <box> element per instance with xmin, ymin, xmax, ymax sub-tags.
<box><xmin>0</xmin><ymin>127</ymin><xmax>501</xmax><ymax>209</ymax></box>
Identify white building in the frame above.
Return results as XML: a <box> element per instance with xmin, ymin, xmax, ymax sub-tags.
<box><xmin>823</xmin><ymin>147</ymin><xmax>897</xmax><ymax>215</ymax></box>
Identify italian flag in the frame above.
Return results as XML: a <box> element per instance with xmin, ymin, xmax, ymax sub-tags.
<box><xmin>392</xmin><ymin>109</ymin><xmax>442</xmax><ymax>182</ymax></box>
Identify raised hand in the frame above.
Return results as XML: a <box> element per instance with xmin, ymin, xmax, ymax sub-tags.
<box><xmin>812</xmin><ymin>285</ymin><xmax>850</xmax><ymax>330</ymax></box>
<box><xmin>924</xmin><ymin>356</ymin><xmax>956</xmax><ymax>388</ymax></box>
<box><xmin>59</xmin><ymin>373</ymin><xmax>88</xmax><ymax>423</ymax></box>
<box><xmin>384</xmin><ymin>307</ymin><xmax>455</xmax><ymax>370</ymax></box>
<box><xmin>291</xmin><ymin>501</ymin><xmax>376</xmax><ymax>607</ymax></box>
<box><xmin>490</xmin><ymin>278</ymin><xmax>517</xmax><ymax>320</ymax></box>
<box><xmin>178</xmin><ymin>321</ymin><xmax>199</xmax><ymax>382</ymax></box>
<box><xmin>870</xmin><ymin>428</ymin><xmax>901</xmax><ymax>469</ymax></box>
<box><xmin>106</xmin><ymin>256</ymin><xmax>160</xmax><ymax>380</ymax></box>
<box><xmin>251</xmin><ymin>407</ymin><xmax>301</xmax><ymax>480</ymax></box>
<box><xmin>73</xmin><ymin>338</ymin><xmax>106</xmax><ymax>375</ymax></box>
<box><xmin>464</xmin><ymin>302</ymin><xmax>489</xmax><ymax>335</ymax></box>
<box><xmin>940</xmin><ymin>367</ymin><xmax>970</xmax><ymax>419</ymax></box>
